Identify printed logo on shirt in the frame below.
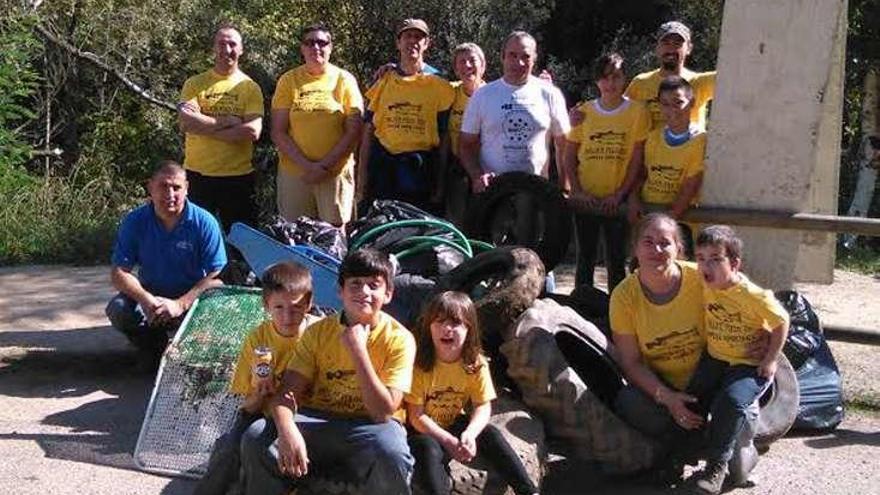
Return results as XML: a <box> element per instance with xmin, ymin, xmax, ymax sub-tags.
<box><xmin>175</xmin><ymin>240</ymin><xmax>194</xmax><ymax>252</ymax></box>
<box><xmin>583</xmin><ymin>130</ymin><xmax>628</xmax><ymax>164</ymax></box>
<box><xmin>384</xmin><ymin>101</ymin><xmax>427</xmax><ymax>136</ymax></box>
<box><xmin>202</xmin><ymin>90</ymin><xmax>242</xmax><ymax>116</ymax></box>
<box><xmin>646</xmin><ymin>163</ymin><xmax>685</xmax><ymax>196</ymax></box>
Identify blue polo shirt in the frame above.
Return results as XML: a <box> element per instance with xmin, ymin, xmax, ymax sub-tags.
<box><xmin>111</xmin><ymin>200</ymin><xmax>227</xmax><ymax>298</ymax></box>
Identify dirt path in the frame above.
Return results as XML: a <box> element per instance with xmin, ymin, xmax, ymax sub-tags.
<box><xmin>1</xmin><ymin>264</ymin><xmax>878</xmax><ymax>494</ymax></box>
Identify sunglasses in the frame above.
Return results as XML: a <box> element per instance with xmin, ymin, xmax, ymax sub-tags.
<box><xmin>302</xmin><ymin>38</ymin><xmax>331</xmax><ymax>48</ymax></box>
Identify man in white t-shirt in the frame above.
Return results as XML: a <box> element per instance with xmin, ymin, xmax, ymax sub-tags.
<box><xmin>459</xmin><ymin>31</ymin><xmax>571</xmax><ymax>193</ymax></box>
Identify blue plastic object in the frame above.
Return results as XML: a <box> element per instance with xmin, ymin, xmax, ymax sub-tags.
<box><xmin>227</xmin><ymin>222</ymin><xmax>342</xmax><ymax>309</ymax></box>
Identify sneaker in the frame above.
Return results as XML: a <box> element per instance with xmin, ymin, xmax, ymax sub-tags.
<box><xmin>694</xmin><ymin>461</ymin><xmax>728</xmax><ymax>494</ymax></box>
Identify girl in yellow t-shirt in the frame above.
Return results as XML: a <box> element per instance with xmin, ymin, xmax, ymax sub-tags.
<box><xmin>406</xmin><ymin>291</ymin><xmax>538</xmax><ymax>495</ymax></box>
<box><xmin>563</xmin><ymin>52</ymin><xmax>650</xmax><ymax>292</ymax></box>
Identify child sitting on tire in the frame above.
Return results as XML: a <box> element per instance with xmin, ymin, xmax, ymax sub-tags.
<box><xmin>688</xmin><ymin>225</ymin><xmax>791</xmax><ymax>494</ymax></box>
<box><xmin>406</xmin><ymin>291</ymin><xmax>539</xmax><ymax>495</ymax></box>
<box><xmin>195</xmin><ymin>262</ymin><xmax>318</xmax><ymax>495</ymax></box>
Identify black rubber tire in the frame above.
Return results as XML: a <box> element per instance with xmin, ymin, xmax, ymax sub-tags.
<box><xmin>436</xmin><ymin>247</ymin><xmax>545</xmax><ymax>353</ymax></box>
<box><xmin>501</xmin><ymin>298</ymin><xmax>657</xmax><ymax>474</ymax></box>
<box><xmin>546</xmin><ymin>285</ymin><xmax>611</xmax><ymax>338</ymax></box>
<box><xmin>465</xmin><ymin>172</ymin><xmax>572</xmax><ymax>272</ymax></box>
<box><xmin>413</xmin><ymin>395</ymin><xmax>546</xmax><ymax>495</ymax></box>
<box><xmin>754</xmin><ymin>353</ymin><xmax>800</xmax><ymax>450</ymax></box>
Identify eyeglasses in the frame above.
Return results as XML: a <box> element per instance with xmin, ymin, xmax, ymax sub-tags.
<box><xmin>302</xmin><ymin>38</ymin><xmax>331</xmax><ymax>48</ymax></box>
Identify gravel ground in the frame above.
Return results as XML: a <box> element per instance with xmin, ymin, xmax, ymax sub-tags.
<box><xmin>1</xmin><ymin>264</ymin><xmax>878</xmax><ymax>494</ymax></box>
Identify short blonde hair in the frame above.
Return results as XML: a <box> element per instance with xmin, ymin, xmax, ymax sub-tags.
<box><xmin>452</xmin><ymin>42</ymin><xmax>486</xmax><ymax>69</ymax></box>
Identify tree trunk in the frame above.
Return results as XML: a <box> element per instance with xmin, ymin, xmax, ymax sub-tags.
<box><xmin>843</xmin><ymin>66</ymin><xmax>879</xmax><ymax>248</ymax></box>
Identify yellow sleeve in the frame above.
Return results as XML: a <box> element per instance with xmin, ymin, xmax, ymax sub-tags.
<box><xmin>695</xmin><ymin>71</ymin><xmax>717</xmax><ymax>104</ymax></box>
<box><xmin>404</xmin><ymin>368</ymin><xmax>427</xmax><ymax>405</ymax></box>
<box><xmin>609</xmin><ymin>279</ymin><xmax>637</xmax><ymax>336</ymax></box>
<box><xmin>624</xmin><ymin>79</ymin><xmax>637</xmax><ymax>99</ymax></box>
<box><xmin>341</xmin><ymin>71</ymin><xmax>365</xmax><ymax>115</ymax></box>
<box><xmin>243</xmin><ymin>80</ymin><xmax>265</xmax><ymax>116</ymax></box>
<box><xmin>686</xmin><ymin>134</ymin><xmax>707</xmax><ymax>177</ymax></box>
<box><xmin>365</xmin><ymin>74</ymin><xmax>388</xmax><ymax>113</ymax></box>
<box><xmin>470</xmin><ymin>361</ymin><xmax>497</xmax><ymax>405</ymax></box>
<box><xmin>633</xmin><ymin>102</ymin><xmax>651</xmax><ymax>142</ymax></box>
<box><xmin>381</xmin><ymin>331</ymin><xmax>417</xmax><ymax>393</ymax></box>
<box><xmin>180</xmin><ymin>76</ymin><xmax>199</xmax><ymax>103</ymax></box>
<box><xmin>750</xmin><ymin>288</ymin><xmax>790</xmax><ymax>330</ymax></box>
<box><xmin>271</xmin><ymin>72</ymin><xmax>294</xmax><ymax>110</ymax></box>
<box><xmin>287</xmin><ymin>318</ymin><xmax>320</xmax><ymax>381</ymax></box>
<box><xmin>437</xmin><ymin>78</ymin><xmax>456</xmax><ymax>111</ymax></box>
<box><xmin>229</xmin><ymin>329</ymin><xmax>258</xmax><ymax>395</ymax></box>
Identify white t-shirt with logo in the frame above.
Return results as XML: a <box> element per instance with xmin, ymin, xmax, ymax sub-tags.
<box><xmin>461</xmin><ymin>76</ymin><xmax>570</xmax><ymax>175</ymax></box>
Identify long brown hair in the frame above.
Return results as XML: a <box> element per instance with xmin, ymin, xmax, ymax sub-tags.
<box><xmin>414</xmin><ymin>291</ymin><xmax>483</xmax><ymax>373</ymax></box>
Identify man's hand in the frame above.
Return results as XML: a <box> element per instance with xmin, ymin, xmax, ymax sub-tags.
<box><xmin>662</xmin><ymin>390</ymin><xmax>704</xmax><ymax>430</ymax></box>
<box><xmin>470</xmin><ymin>172</ymin><xmax>495</xmax><ymax>194</ymax></box>
<box><xmin>758</xmin><ymin>356</ymin><xmax>778</xmax><ymax>379</ymax></box>
<box><xmin>567</xmin><ymin>192</ymin><xmax>597</xmax><ymax>213</ymax></box>
<box><xmin>276</xmin><ymin>428</ymin><xmax>309</xmax><ymax>478</ymax></box>
<box><xmin>178</xmin><ymin>101</ymin><xmax>201</xmax><ymax>117</ymax></box>
<box><xmin>150</xmin><ymin>297</ymin><xmax>186</xmax><ymax>324</ymax></box>
<box><xmin>341</xmin><ymin>323</ymin><xmax>370</xmax><ymax>352</ymax></box>
<box><xmin>599</xmin><ymin>192</ymin><xmax>624</xmax><ymax>216</ymax></box>
<box><xmin>300</xmin><ymin>164</ymin><xmax>329</xmax><ymax>185</ymax></box>
<box><xmin>627</xmin><ymin>195</ymin><xmax>642</xmax><ymax>225</ymax></box>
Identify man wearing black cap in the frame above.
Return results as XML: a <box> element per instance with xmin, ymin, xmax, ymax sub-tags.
<box><xmin>357</xmin><ymin>18</ymin><xmax>455</xmax><ymax>213</ymax></box>
<box><xmin>626</xmin><ymin>21</ymin><xmax>716</xmax><ymax>131</ymax></box>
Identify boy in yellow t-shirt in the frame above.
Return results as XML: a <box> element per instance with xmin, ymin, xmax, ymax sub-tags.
<box><xmin>628</xmin><ymin>75</ymin><xmax>706</xmax><ymax>254</ymax></box>
<box><xmin>239</xmin><ymin>249</ymin><xmax>416</xmax><ymax>494</ymax></box>
<box><xmin>195</xmin><ymin>262</ymin><xmax>317</xmax><ymax>495</ymax></box>
<box><xmin>564</xmin><ymin>52</ymin><xmax>650</xmax><ymax>291</ymax></box>
<box><xmin>688</xmin><ymin>225</ymin><xmax>790</xmax><ymax>494</ymax></box>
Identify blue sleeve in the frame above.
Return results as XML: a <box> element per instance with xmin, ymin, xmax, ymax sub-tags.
<box><xmin>110</xmin><ymin>211</ymin><xmax>139</xmax><ymax>269</ymax></box>
<box><xmin>437</xmin><ymin>110</ymin><xmax>450</xmax><ymax>134</ymax></box>
<box><xmin>199</xmin><ymin>215</ymin><xmax>227</xmax><ymax>273</ymax></box>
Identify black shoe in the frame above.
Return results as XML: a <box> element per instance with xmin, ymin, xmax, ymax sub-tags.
<box><xmin>693</xmin><ymin>461</ymin><xmax>728</xmax><ymax>494</ymax></box>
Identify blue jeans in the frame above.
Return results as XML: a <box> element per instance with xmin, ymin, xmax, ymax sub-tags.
<box><xmin>194</xmin><ymin>411</ymin><xmax>261</xmax><ymax>495</ymax></box>
<box><xmin>240</xmin><ymin>409</ymin><xmax>414</xmax><ymax>495</ymax></box>
<box><xmin>105</xmin><ymin>292</ymin><xmax>179</xmax><ymax>353</ymax></box>
<box><xmin>687</xmin><ymin>354</ymin><xmax>768</xmax><ymax>465</ymax></box>
<box><xmin>614</xmin><ymin>385</ymin><xmax>703</xmax><ymax>461</ymax></box>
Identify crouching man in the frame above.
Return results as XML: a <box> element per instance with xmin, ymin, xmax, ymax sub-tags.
<box><xmin>240</xmin><ymin>248</ymin><xmax>416</xmax><ymax>494</ymax></box>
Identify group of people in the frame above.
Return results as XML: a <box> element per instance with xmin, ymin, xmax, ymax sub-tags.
<box><xmin>101</xmin><ymin>15</ymin><xmax>795</xmax><ymax>495</ymax></box>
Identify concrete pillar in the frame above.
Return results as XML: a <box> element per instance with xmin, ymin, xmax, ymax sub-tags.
<box><xmin>705</xmin><ymin>0</ymin><xmax>847</xmax><ymax>289</ymax></box>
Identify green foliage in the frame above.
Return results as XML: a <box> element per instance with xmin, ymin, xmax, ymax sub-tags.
<box><xmin>0</xmin><ymin>13</ymin><xmax>41</xmax><ymax>171</ymax></box>
<box><xmin>836</xmin><ymin>244</ymin><xmax>880</xmax><ymax>275</ymax></box>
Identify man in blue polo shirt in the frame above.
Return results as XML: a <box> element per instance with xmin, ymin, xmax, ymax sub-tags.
<box><xmin>105</xmin><ymin>160</ymin><xmax>227</xmax><ymax>368</ymax></box>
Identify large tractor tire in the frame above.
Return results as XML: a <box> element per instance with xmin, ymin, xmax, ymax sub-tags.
<box><xmin>465</xmin><ymin>172</ymin><xmax>571</xmax><ymax>272</ymax></box>
<box><xmin>500</xmin><ymin>298</ymin><xmax>657</xmax><ymax>474</ymax></box>
<box><xmin>754</xmin><ymin>353</ymin><xmax>800</xmax><ymax>450</ymax></box>
<box><xmin>413</xmin><ymin>395</ymin><xmax>546</xmax><ymax>495</ymax></box>
<box><xmin>436</xmin><ymin>247</ymin><xmax>545</xmax><ymax>354</ymax></box>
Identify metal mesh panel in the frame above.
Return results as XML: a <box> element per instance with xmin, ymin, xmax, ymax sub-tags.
<box><xmin>134</xmin><ymin>287</ymin><xmax>266</xmax><ymax>478</ymax></box>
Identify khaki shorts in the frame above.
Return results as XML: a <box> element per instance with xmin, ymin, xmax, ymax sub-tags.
<box><xmin>276</xmin><ymin>165</ymin><xmax>354</xmax><ymax>226</ymax></box>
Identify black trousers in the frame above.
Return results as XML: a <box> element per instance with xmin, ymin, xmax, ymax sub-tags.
<box><xmin>574</xmin><ymin>212</ymin><xmax>628</xmax><ymax>292</ymax></box>
<box><xmin>187</xmin><ymin>170</ymin><xmax>257</xmax><ymax>233</ymax></box>
<box><xmin>407</xmin><ymin>418</ymin><xmax>537</xmax><ymax>495</ymax></box>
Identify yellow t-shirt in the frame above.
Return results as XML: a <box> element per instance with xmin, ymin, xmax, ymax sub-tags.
<box><xmin>610</xmin><ymin>261</ymin><xmax>706</xmax><ymax>390</ymax></box>
<box><xmin>404</xmin><ymin>358</ymin><xmax>496</xmax><ymax>428</ymax></box>
<box><xmin>229</xmin><ymin>315</ymin><xmax>319</xmax><ymax>414</ymax></box>
<box><xmin>625</xmin><ymin>68</ymin><xmax>716</xmax><ymax>131</ymax></box>
<box><xmin>448</xmin><ymin>82</ymin><xmax>471</xmax><ymax>158</ymax></box>
<box><xmin>287</xmin><ymin>312</ymin><xmax>416</xmax><ymax>421</ymax></box>
<box><xmin>365</xmin><ymin>71</ymin><xmax>455</xmax><ymax>154</ymax></box>
<box><xmin>180</xmin><ymin>69</ymin><xmax>264</xmax><ymax>176</ymax></box>
<box><xmin>567</xmin><ymin>98</ymin><xmax>650</xmax><ymax>198</ymax></box>
<box><xmin>271</xmin><ymin>64</ymin><xmax>364</xmax><ymax>176</ymax></box>
<box><xmin>641</xmin><ymin>128</ymin><xmax>706</xmax><ymax>205</ymax></box>
<box><xmin>704</xmin><ymin>274</ymin><xmax>790</xmax><ymax>366</ymax></box>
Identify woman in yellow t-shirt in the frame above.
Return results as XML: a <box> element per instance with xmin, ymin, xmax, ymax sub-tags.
<box><xmin>406</xmin><ymin>291</ymin><xmax>538</xmax><ymax>495</ymax></box>
<box><xmin>609</xmin><ymin>212</ymin><xmax>706</xmax><ymax>485</ymax></box>
<box><xmin>443</xmin><ymin>43</ymin><xmax>487</xmax><ymax>225</ymax></box>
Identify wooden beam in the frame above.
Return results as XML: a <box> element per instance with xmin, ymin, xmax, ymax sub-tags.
<box><xmin>679</xmin><ymin>207</ymin><xmax>880</xmax><ymax>237</ymax></box>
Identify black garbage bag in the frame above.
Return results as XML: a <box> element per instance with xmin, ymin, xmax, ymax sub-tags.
<box><xmin>792</xmin><ymin>340</ymin><xmax>845</xmax><ymax>431</ymax></box>
<box><xmin>775</xmin><ymin>290</ymin><xmax>844</xmax><ymax>431</ymax></box>
<box><xmin>384</xmin><ymin>273</ymin><xmax>436</xmax><ymax>328</ymax></box>
<box><xmin>263</xmin><ymin>215</ymin><xmax>347</xmax><ymax>260</ymax></box>
<box><xmin>776</xmin><ymin>290</ymin><xmax>824</xmax><ymax>370</ymax></box>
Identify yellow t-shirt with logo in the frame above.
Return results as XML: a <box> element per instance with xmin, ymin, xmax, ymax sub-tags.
<box><xmin>180</xmin><ymin>69</ymin><xmax>264</xmax><ymax>176</ymax></box>
<box><xmin>567</xmin><ymin>98</ymin><xmax>650</xmax><ymax>198</ymax></box>
<box><xmin>625</xmin><ymin>68</ymin><xmax>716</xmax><ymax>131</ymax></box>
<box><xmin>287</xmin><ymin>312</ymin><xmax>416</xmax><ymax>421</ymax></box>
<box><xmin>610</xmin><ymin>261</ymin><xmax>705</xmax><ymax>390</ymax></box>
<box><xmin>448</xmin><ymin>82</ymin><xmax>471</xmax><ymax>158</ymax></box>
<box><xmin>271</xmin><ymin>64</ymin><xmax>364</xmax><ymax>176</ymax></box>
<box><xmin>641</xmin><ymin>128</ymin><xmax>706</xmax><ymax>205</ymax></box>
<box><xmin>704</xmin><ymin>274</ymin><xmax>790</xmax><ymax>366</ymax></box>
<box><xmin>229</xmin><ymin>315</ymin><xmax>319</xmax><ymax>415</ymax></box>
<box><xmin>404</xmin><ymin>358</ymin><xmax>496</xmax><ymax>428</ymax></box>
<box><xmin>365</xmin><ymin>71</ymin><xmax>455</xmax><ymax>154</ymax></box>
